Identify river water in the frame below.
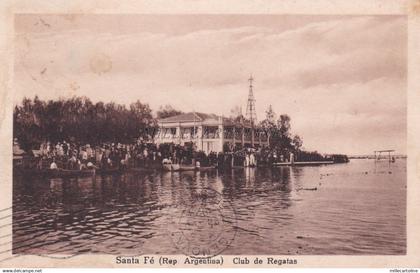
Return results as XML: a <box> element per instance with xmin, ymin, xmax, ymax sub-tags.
<box><xmin>13</xmin><ymin>159</ymin><xmax>406</xmax><ymax>255</ymax></box>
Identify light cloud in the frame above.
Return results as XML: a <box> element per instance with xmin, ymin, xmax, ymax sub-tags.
<box><xmin>14</xmin><ymin>15</ymin><xmax>406</xmax><ymax>155</ymax></box>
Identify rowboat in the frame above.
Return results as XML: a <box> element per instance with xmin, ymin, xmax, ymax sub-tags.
<box><xmin>16</xmin><ymin>168</ymin><xmax>96</xmax><ymax>178</ymax></box>
<box><xmin>272</xmin><ymin>161</ymin><xmax>334</xmax><ymax>166</ymax></box>
<box><xmin>162</xmin><ymin>164</ymin><xmax>216</xmax><ymax>172</ymax></box>
<box><xmin>162</xmin><ymin>164</ymin><xmax>197</xmax><ymax>172</ymax></box>
<box><xmin>59</xmin><ymin>169</ymin><xmax>96</xmax><ymax>178</ymax></box>
<box><xmin>129</xmin><ymin>167</ymin><xmax>157</xmax><ymax>173</ymax></box>
<box><xmin>178</xmin><ymin>165</ymin><xmax>195</xmax><ymax>171</ymax></box>
<box><xmin>96</xmin><ymin>167</ymin><xmax>123</xmax><ymax>175</ymax></box>
<box><xmin>195</xmin><ymin>166</ymin><xmax>216</xmax><ymax>171</ymax></box>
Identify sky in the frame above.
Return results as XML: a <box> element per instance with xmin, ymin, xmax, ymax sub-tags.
<box><xmin>14</xmin><ymin>14</ymin><xmax>407</xmax><ymax>155</ymax></box>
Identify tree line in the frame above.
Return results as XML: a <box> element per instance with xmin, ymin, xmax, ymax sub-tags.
<box><xmin>14</xmin><ymin>96</ymin><xmax>154</xmax><ymax>150</ymax></box>
<box><xmin>14</xmin><ymin>96</ymin><xmax>347</xmax><ymax>162</ymax></box>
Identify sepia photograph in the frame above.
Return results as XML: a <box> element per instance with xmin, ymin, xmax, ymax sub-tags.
<box><xmin>1</xmin><ymin>2</ymin><xmax>417</xmax><ymax>268</ymax></box>
<box><xmin>9</xmin><ymin>14</ymin><xmax>407</xmax><ymax>258</ymax></box>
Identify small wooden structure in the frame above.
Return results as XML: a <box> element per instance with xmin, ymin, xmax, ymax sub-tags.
<box><xmin>374</xmin><ymin>150</ymin><xmax>395</xmax><ymax>162</ymax></box>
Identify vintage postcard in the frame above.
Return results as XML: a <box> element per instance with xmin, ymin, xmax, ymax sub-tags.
<box><xmin>0</xmin><ymin>0</ymin><xmax>419</xmax><ymax>270</ymax></box>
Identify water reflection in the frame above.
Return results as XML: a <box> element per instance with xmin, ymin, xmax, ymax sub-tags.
<box><xmin>13</xmin><ymin>159</ymin><xmax>406</xmax><ymax>255</ymax></box>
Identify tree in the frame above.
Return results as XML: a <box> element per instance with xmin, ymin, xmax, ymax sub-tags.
<box><xmin>260</xmin><ymin>105</ymin><xmax>277</xmax><ymax>131</ymax></box>
<box><xmin>276</xmin><ymin>114</ymin><xmax>293</xmax><ymax>151</ymax></box>
<box><xmin>265</xmin><ymin>105</ymin><xmax>276</xmax><ymax>123</ymax></box>
<box><xmin>13</xmin><ymin>96</ymin><xmax>156</xmax><ymax>150</ymax></box>
<box><xmin>129</xmin><ymin>100</ymin><xmax>156</xmax><ymax>140</ymax></box>
<box><xmin>13</xmin><ymin>97</ymin><xmax>43</xmax><ymax>150</ymax></box>
<box><xmin>156</xmin><ymin>105</ymin><xmax>183</xmax><ymax>119</ymax></box>
<box><xmin>292</xmin><ymin>135</ymin><xmax>303</xmax><ymax>152</ymax></box>
<box><xmin>278</xmin><ymin>114</ymin><xmax>291</xmax><ymax>137</ymax></box>
<box><xmin>230</xmin><ymin>105</ymin><xmax>243</xmax><ymax>118</ymax></box>
<box><xmin>259</xmin><ymin>105</ymin><xmax>277</xmax><ymax>146</ymax></box>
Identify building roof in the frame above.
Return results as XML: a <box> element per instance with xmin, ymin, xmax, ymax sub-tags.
<box><xmin>159</xmin><ymin>112</ymin><xmax>256</xmax><ymax>127</ymax></box>
<box><xmin>159</xmin><ymin>112</ymin><xmax>219</xmax><ymax>123</ymax></box>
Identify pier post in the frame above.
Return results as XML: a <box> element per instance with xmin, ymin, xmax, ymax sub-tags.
<box><xmin>251</xmin><ymin>126</ymin><xmax>255</xmax><ymax>147</ymax></box>
<box><xmin>218</xmin><ymin>117</ymin><xmax>224</xmax><ymax>152</ymax></box>
<box><xmin>176</xmin><ymin>123</ymin><xmax>181</xmax><ymax>145</ymax></box>
<box><xmin>198</xmin><ymin>125</ymin><xmax>203</xmax><ymax>151</ymax></box>
<box><xmin>159</xmin><ymin>123</ymin><xmax>164</xmax><ymax>144</ymax></box>
<box><xmin>241</xmin><ymin>126</ymin><xmax>245</xmax><ymax>148</ymax></box>
<box><xmin>233</xmin><ymin>127</ymin><xmax>236</xmax><ymax>147</ymax></box>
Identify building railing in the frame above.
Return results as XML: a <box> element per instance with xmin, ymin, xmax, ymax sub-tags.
<box><xmin>223</xmin><ymin>127</ymin><xmax>234</xmax><ymax>139</ymax></box>
<box><xmin>157</xmin><ymin>126</ymin><xmax>269</xmax><ymax>143</ymax></box>
<box><xmin>202</xmin><ymin>127</ymin><xmax>219</xmax><ymax>139</ymax></box>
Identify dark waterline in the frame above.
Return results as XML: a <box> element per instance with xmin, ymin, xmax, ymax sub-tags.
<box><xmin>13</xmin><ymin>159</ymin><xmax>406</xmax><ymax>255</ymax></box>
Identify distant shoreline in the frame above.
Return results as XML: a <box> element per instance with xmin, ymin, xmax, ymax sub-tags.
<box><xmin>348</xmin><ymin>155</ymin><xmax>407</xmax><ymax>159</ymax></box>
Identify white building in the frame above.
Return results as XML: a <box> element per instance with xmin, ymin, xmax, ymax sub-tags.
<box><xmin>155</xmin><ymin>112</ymin><xmax>269</xmax><ymax>154</ymax></box>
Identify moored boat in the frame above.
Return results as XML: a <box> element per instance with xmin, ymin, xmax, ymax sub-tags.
<box><xmin>129</xmin><ymin>167</ymin><xmax>156</xmax><ymax>173</ymax></box>
<box><xmin>96</xmin><ymin>167</ymin><xmax>123</xmax><ymax>175</ymax></box>
<box><xmin>170</xmin><ymin>164</ymin><xmax>180</xmax><ymax>171</ymax></box>
<box><xmin>195</xmin><ymin>166</ymin><xmax>216</xmax><ymax>171</ymax></box>
<box><xmin>162</xmin><ymin>163</ymin><xmax>198</xmax><ymax>172</ymax></box>
<box><xmin>16</xmin><ymin>168</ymin><xmax>96</xmax><ymax>178</ymax></box>
<box><xmin>162</xmin><ymin>164</ymin><xmax>216</xmax><ymax>172</ymax></box>
<box><xmin>272</xmin><ymin>161</ymin><xmax>334</xmax><ymax>166</ymax></box>
<box><xmin>178</xmin><ymin>165</ymin><xmax>195</xmax><ymax>171</ymax></box>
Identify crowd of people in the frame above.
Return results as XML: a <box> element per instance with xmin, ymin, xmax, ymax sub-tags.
<box><xmin>15</xmin><ymin>138</ymin><xmax>347</xmax><ymax>171</ymax></box>
<box><xmin>19</xmin><ymin>139</ymin><xmax>292</xmax><ymax>171</ymax></box>
<box><xmin>33</xmin><ymin>140</ymin><xmax>192</xmax><ymax>170</ymax></box>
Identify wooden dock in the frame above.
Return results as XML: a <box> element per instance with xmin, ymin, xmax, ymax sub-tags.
<box><xmin>273</xmin><ymin>161</ymin><xmax>334</xmax><ymax>166</ymax></box>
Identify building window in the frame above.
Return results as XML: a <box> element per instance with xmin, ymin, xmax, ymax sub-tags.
<box><xmin>235</xmin><ymin>127</ymin><xmax>242</xmax><ymax>140</ymax></box>
<box><xmin>223</xmin><ymin>127</ymin><xmax>234</xmax><ymax>139</ymax></box>
<box><xmin>244</xmin><ymin>128</ymin><xmax>252</xmax><ymax>141</ymax></box>
<box><xmin>203</xmin><ymin>126</ymin><xmax>219</xmax><ymax>139</ymax></box>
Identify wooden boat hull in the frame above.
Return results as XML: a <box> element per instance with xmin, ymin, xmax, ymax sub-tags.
<box><xmin>16</xmin><ymin>168</ymin><xmax>95</xmax><ymax>178</ymax></box>
<box><xmin>162</xmin><ymin>164</ymin><xmax>198</xmax><ymax>172</ymax></box>
<box><xmin>96</xmin><ymin>168</ymin><xmax>123</xmax><ymax>175</ymax></box>
<box><xmin>178</xmin><ymin>166</ymin><xmax>195</xmax><ymax>171</ymax></box>
<box><xmin>170</xmin><ymin>164</ymin><xmax>180</xmax><ymax>171</ymax></box>
<box><xmin>272</xmin><ymin>161</ymin><xmax>334</xmax><ymax>166</ymax></box>
<box><xmin>196</xmin><ymin>166</ymin><xmax>216</xmax><ymax>171</ymax></box>
<box><xmin>129</xmin><ymin>167</ymin><xmax>156</xmax><ymax>173</ymax></box>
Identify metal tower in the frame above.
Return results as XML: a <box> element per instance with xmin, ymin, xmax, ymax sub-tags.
<box><xmin>245</xmin><ymin>75</ymin><xmax>257</xmax><ymax>125</ymax></box>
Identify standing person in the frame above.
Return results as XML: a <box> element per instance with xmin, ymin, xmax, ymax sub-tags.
<box><xmin>125</xmin><ymin>151</ymin><xmax>131</xmax><ymax>167</ymax></box>
<box><xmin>143</xmin><ymin>148</ymin><xmax>148</xmax><ymax>167</ymax></box>
<box><xmin>245</xmin><ymin>151</ymin><xmax>250</xmax><ymax>167</ymax></box>
<box><xmin>290</xmin><ymin>152</ymin><xmax>294</xmax><ymax>164</ymax></box>
<box><xmin>50</xmin><ymin>159</ymin><xmax>58</xmax><ymax>170</ymax></box>
<box><xmin>86</xmin><ymin>144</ymin><xmax>93</xmax><ymax>160</ymax></box>
<box><xmin>62</xmin><ymin>141</ymin><xmax>68</xmax><ymax>155</ymax></box>
<box><xmin>59</xmin><ymin>144</ymin><xmax>65</xmax><ymax>157</ymax></box>
<box><xmin>81</xmin><ymin>148</ymin><xmax>88</xmax><ymax>164</ymax></box>
<box><xmin>40</xmin><ymin>142</ymin><xmax>48</xmax><ymax>156</ymax></box>
<box><xmin>157</xmin><ymin>151</ymin><xmax>162</xmax><ymax>165</ymax></box>
<box><xmin>68</xmin><ymin>154</ymin><xmax>77</xmax><ymax>170</ymax></box>
<box><xmin>250</xmin><ymin>152</ymin><xmax>256</xmax><ymax>167</ymax></box>
<box><xmin>217</xmin><ymin>152</ymin><xmax>223</xmax><ymax>168</ymax></box>
<box><xmin>231</xmin><ymin>152</ymin><xmax>235</xmax><ymax>168</ymax></box>
<box><xmin>47</xmin><ymin>142</ymin><xmax>52</xmax><ymax>157</ymax></box>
